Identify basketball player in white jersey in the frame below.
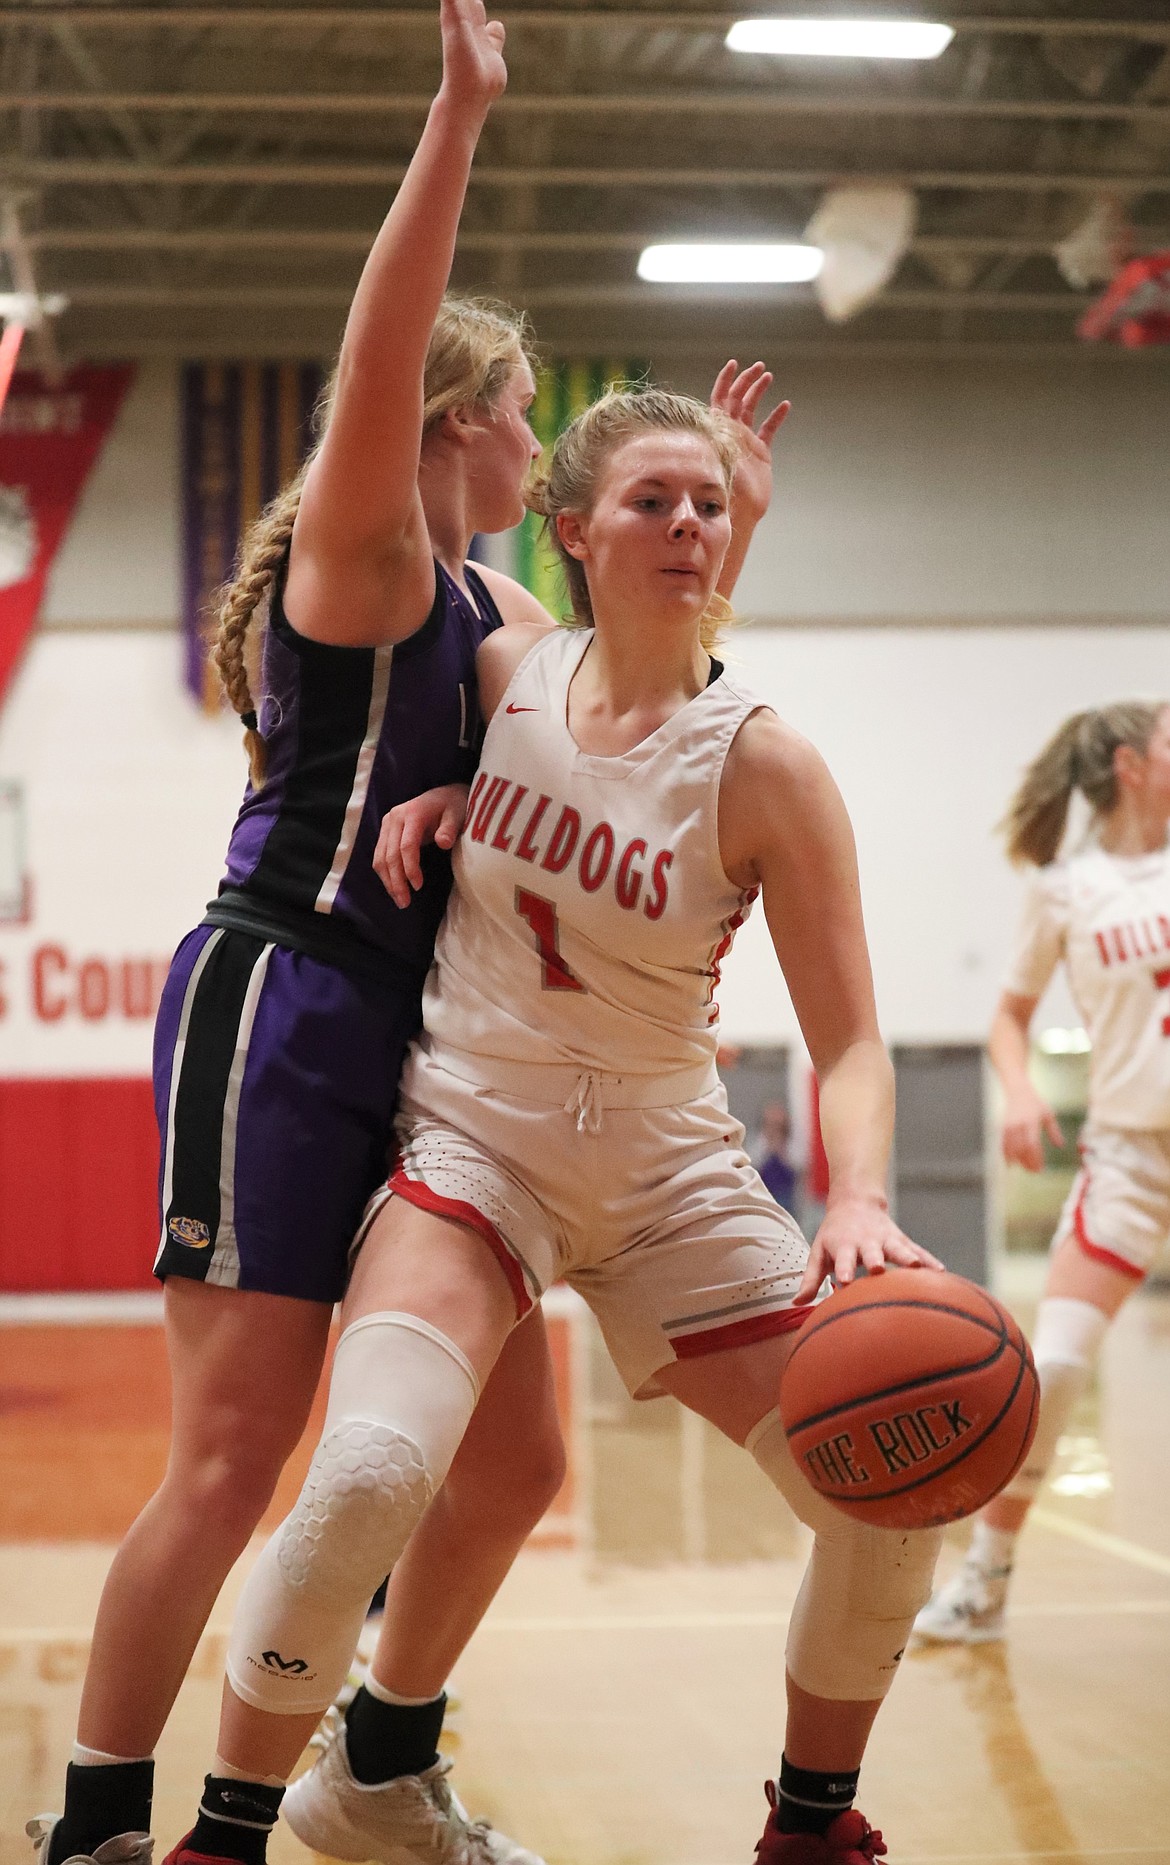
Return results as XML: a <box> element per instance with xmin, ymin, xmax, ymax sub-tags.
<box><xmin>187</xmin><ymin>385</ymin><xmax>948</xmax><ymax>1865</ymax></box>
<box><xmin>915</xmin><ymin>702</ymin><xmax>1170</xmax><ymax>1643</ymax></box>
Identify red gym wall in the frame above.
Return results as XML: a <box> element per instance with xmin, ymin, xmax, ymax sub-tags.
<box><xmin>0</xmin><ymin>1079</ymin><xmax>159</xmax><ymax>1290</ymax></box>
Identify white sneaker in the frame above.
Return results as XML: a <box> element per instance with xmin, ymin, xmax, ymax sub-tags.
<box><xmin>27</xmin><ymin>1821</ymin><xmax>154</xmax><ymax>1865</ymax></box>
<box><xmin>913</xmin><ymin>1559</ymin><xmax>1010</xmax><ymax>1644</ymax></box>
<box><xmin>284</xmin><ymin>1729</ymin><xmax>545</xmax><ymax>1865</ymax></box>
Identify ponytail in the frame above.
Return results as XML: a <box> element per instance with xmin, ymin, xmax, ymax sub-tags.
<box><xmin>1001</xmin><ymin>702</ymin><xmax>1163</xmax><ymax>866</ymax></box>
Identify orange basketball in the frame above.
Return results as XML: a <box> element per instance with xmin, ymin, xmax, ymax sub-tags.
<box><xmin>779</xmin><ymin>1268</ymin><xmax>1038</xmax><ymax>1530</ymax></box>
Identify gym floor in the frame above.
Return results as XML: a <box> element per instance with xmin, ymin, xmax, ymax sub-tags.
<box><xmin>1</xmin><ymin>1274</ymin><xmax>1167</xmax><ymax>1865</ymax></box>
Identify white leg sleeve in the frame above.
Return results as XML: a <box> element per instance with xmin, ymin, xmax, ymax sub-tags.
<box><xmin>1001</xmin><ymin>1297</ymin><xmax>1108</xmax><ymax>1503</ymax></box>
<box><xmin>748</xmin><ymin>1408</ymin><xmax>942</xmax><ymax>1703</ymax></box>
<box><xmin>226</xmin><ymin>1312</ymin><xmax>479</xmax><ymax>1717</ymax></box>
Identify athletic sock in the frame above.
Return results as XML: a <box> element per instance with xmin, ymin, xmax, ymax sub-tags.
<box><xmin>49</xmin><ymin>1759</ymin><xmax>154</xmax><ymax>1864</ymax></box>
<box><xmin>774</xmin><ymin>1757</ymin><xmax>860</xmax><ymax>1836</ymax></box>
<box><xmin>344</xmin><ymin>1683</ymin><xmax>447</xmax><ymax>1786</ymax></box>
<box><xmin>187</xmin><ymin>1776</ymin><xmax>284</xmax><ymax>1865</ymax></box>
<box><xmin>968</xmin><ymin>1520</ymin><xmax>1016</xmax><ymax>1576</ymax></box>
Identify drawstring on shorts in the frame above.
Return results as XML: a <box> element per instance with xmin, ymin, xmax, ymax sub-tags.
<box><xmin>565</xmin><ymin>1071</ymin><xmax>605</xmax><ymax>1134</ymax></box>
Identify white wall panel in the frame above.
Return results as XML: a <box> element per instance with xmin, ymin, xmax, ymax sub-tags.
<box><xmin>0</xmin><ymin>633</ymin><xmax>244</xmax><ymax>1074</ymax></box>
<box><xmin>716</xmin><ymin>625</ymin><xmax>1166</xmax><ymax>1044</ymax></box>
<box><xmin>41</xmin><ymin>362</ymin><xmax>180</xmax><ymax>627</ymax></box>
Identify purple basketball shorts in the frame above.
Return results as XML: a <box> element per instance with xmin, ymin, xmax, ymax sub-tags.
<box><xmin>152</xmin><ymin>924</ymin><xmax>421</xmax><ymax>1304</ymax></box>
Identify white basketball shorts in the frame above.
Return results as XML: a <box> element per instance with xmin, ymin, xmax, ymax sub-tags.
<box><xmin>1054</xmin><ymin>1120</ymin><xmax>1170</xmax><ymax>1279</ymax></box>
<box><xmin>366</xmin><ymin>1042</ymin><xmax>815</xmax><ymax>1399</ymax></box>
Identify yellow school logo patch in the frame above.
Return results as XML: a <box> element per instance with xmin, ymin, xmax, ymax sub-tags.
<box><xmin>169</xmin><ymin>1215</ymin><xmax>211</xmax><ymax>1248</ymax></box>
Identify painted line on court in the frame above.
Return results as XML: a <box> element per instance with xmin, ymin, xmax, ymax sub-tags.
<box><xmin>477</xmin><ymin>1599</ymin><xmax>1170</xmax><ymax>1632</ymax></box>
<box><xmin>1032</xmin><ymin>1506</ymin><xmax>1170</xmax><ymax>1578</ymax></box>
<box><xmin>0</xmin><ymin>1292</ymin><xmax>166</xmax><ymax>1324</ymax></box>
<box><xmin>703</xmin><ymin>1848</ymin><xmax>1168</xmax><ymax>1862</ymax></box>
<box><xmin>700</xmin><ymin>1846</ymin><xmax>1169</xmax><ymax>1862</ymax></box>
<box><xmin>1</xmin><ymin>1595</ymin><xmax>1169</xmax><ymax>1646</ymax></box>
<box><xmin>700</xmin><ymin>1851</ymin><xmax>1168</xmax><ymax>1863</ymax></box>
<box><xmin>887</xmin><ymin>1852</ymin><xmax>1164</xmax><ymax>1862</ymax></box>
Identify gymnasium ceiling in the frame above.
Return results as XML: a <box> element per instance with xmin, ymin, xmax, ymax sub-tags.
<box><xmin>2</xmin><ymin>1</ymin><xmax>1170</xmax><ymax>361</ymax></box>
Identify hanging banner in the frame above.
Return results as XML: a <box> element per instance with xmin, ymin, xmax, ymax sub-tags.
<box><xmin>515</xmin><ymin>358</ymin><xmax>647</xmax><ymax>617</ymax></box>
<box><xmin>181</xmin><ymin>361</ymin><xmax>324</xmax><ymax>709</ymax></box>
<box><xmin>0</xmin><ymin>363</ymin><xmax>134</xmax><ymax>710</ymax></box>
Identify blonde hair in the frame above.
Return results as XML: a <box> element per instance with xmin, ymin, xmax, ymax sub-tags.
<box><xmin>213</xmin><ymin>296</ymin><xmax>534</xmax><ymax>787</ymax></box>
<box><xmin>527</xmin><ymin>385</ymin><xmax>739</xmax><ymax>653</ymax></box>
<box><xmin>1002</xmin><ymin>701</ymin><xmax>1164</xmax><ymax>866</ymax></box>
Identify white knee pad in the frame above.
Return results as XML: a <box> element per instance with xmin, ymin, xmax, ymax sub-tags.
<box><xmin>227</xmin><ymin>1312</ymin><xmax>478</xmax><ymax>1717</ymax></box>
<box><xmin>1002</xmin><ymin>1297</ymin><xmax>1108</xmax><ymax>1503</ymax></box>
<box><xmin>748</xmin><ymin>1408</ymin><xmax>942</xmax><ymax>1702</ymax></box>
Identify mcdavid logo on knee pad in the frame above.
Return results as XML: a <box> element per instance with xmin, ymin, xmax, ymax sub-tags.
<box><xmin>259</xmin><ymin>1649</ymin><xmax>309</xmax><ymax>1674</ymax></box>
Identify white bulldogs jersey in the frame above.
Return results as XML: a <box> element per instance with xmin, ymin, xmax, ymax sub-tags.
<box><xmin>422</xmin><ymin>628</ymin><xmax>767</xmax><ymax>1080</ymax></box>
<box><xmin>1005</xmin><ymin>840</ymin><xmax>1170</xmax><ymax>1130</ymax></box>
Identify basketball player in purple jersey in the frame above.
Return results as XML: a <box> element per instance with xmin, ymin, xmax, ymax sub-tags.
<box><xmin>27</xmin><ymin>4</ymin><xmax>786</xmax><ymax>1863</ymax></box>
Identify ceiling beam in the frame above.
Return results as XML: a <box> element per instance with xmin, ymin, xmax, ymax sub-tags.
<box><xmin>26</xmin><ymin>227</ymin><xmax>1170</xmax><ymax>255</ymax></box>
<box><xmin>54</xmin><ymin>282</ymin><xmax>1091</xmax><ymax>310</ymax></box>
<box><xmin>57</xmin><ymin>335</ymin><xmax>1170</xmax><ymax>365</ymax></box>
<box><xmin>13</xmin><ymin>11</ymin><xmax>1170</xmax><ymax>41</ymax></box>
<box><xmin>8</xmin><ymin>158</ymin><xmax>1170</xmax><ymax>193</ymax></box>
<box><xmin>5</xmin><ymin>91</ymin><xmax>1168</xmax><ymax>122</ymax></box>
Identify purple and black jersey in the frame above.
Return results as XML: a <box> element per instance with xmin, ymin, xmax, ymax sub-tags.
<box><xmin>207</xmin><ymin>555</ymin><xmax>503</xmax><ymax>981</ymax></box>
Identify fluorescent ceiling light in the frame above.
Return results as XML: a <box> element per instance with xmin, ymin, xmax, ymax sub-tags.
<box><xmin>0</xmin><ymin>290</ymin><xmax>67</xmax><ymax>323</ymax></box>
<box><xmin>726</xmin><ymin>18</ymin><xmax>955</xmax><ymax>59</ymax></box>
<box><xmin>637</xmin><ymin>242</ymin><xmax>823</xmax><ymax>283</ymax></box>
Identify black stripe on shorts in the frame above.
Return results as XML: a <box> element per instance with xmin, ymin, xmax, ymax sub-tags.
<box><xmin>160</xmin><ymin>929</ymin><xmax>269</xmax><ymax>1279</ymax></box>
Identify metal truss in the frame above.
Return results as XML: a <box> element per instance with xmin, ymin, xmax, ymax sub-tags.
<box><xmin>2</xmin><ymin>1</ymin><xmax>1169</xmax><ymax>355</ymax></box>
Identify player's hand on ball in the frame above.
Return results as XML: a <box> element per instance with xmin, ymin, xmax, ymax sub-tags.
<box><xmin>438</xmin><ymin>0</ymin><xmax>507</xmax><ymax>117</ymax></box>
<box><xmin>709</xmin><ymin>360</ymin><xmax>791</xmax><ymax>522</ymax></box>
<box><xmin>374</xmin><ymin>782</ymin><xmax>470</xmax><ymax>907</ymax></box>
<box><xmin>796</xmin><ymin>1192</ymin><xmax>945</xmax><ymax>1303</ymax></box>
<box><xmin>1001</xmin><ymin>1091</ymin><xmax>1063</xmax><ymax>1172</ymax></box>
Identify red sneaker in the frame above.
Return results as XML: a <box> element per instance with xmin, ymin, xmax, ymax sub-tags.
<box><xmin>754</xmin><ymin>1782</ymin><xmax>888</xmax><ymax>1863</ymax></box>
<box><xmin>158</xmin><ymin>1840</ymin><xmax>231</xmax><ymax>1865</ymax></box>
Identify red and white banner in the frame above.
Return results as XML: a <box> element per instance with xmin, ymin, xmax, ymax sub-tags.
<box><xmin>0</xmin><ymin>363</ymin><xmax>133</xmax><ymax>708</ymax></box>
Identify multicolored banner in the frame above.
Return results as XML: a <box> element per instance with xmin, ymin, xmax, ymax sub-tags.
<box><xmin>0</xmin><ymin>364</ymin><xmax>134</xmax><ymax>710</ymax></box>
<box><xmin>181</xmin><ymin>361</ymin><xmax>324</xmax><ymax>709</ymax></box>
<box><xmin>515</xmin><ymin>358</ymin><xmax>646</xmax><ymax>616</ymax></box>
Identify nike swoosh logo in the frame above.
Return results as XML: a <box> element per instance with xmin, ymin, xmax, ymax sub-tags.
<box><xmin>506</xmin><ymin>704</ymin><xmax>539</xmax><ymax>713</ymax></box>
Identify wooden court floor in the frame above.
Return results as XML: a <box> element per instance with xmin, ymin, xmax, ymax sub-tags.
<box><xmin>1</xmin><ymin>1283</ymin><xmax>1168</xmax><ymax>1865</ymax></box>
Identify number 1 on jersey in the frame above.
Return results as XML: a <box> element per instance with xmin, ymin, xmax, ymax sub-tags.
<box><xmin>515</xmin><ymin>888</ymin><xmax>585</xmax><ymax>993</ymax></box>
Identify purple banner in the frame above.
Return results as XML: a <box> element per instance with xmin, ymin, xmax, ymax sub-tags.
<box><xmin>180</xmin><ymin>361</ymin><xmax>323</xmax><ymax>708</ymax></box>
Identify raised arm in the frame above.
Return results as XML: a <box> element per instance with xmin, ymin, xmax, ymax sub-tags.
<box><xmin>286</xmin><ymin>0</ymin><xmax>507</xmax><ymax>646</ymax></box>
<box><xmin>720</xmin><ymin>712</ymin><xmax>943</xmax><ymax>1297</ymax></box>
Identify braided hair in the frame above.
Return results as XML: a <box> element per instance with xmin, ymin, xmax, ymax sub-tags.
<box><xmin>212</xmin><ymin>472</ymin><xmax>307</xmax><ymax>788</ymax></box>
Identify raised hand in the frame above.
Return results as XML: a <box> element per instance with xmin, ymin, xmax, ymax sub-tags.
<box><xmin>438</xmin><ymin>0</ymin><xmax>508</xmax><ymax>117</ymax></box>
<box><xmin>710</xmin><ymin>360</ymin><xmax>791</xmax><ymax>523</ymax></box>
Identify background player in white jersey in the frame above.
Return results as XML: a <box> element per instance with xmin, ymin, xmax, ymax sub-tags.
<box><xmin>196</xmin><ymin>385</ymin><xmax>946</xmax><ymax>1865</ymax></box>
<box><xmin>916</xmin><ymin>701</ymin><xmax>1170</xmax><ymax>1643</ymax></box>
<box><xmin>26</xmin><ymin>4</ymin><xmax>786</xmax><ymax>1863</ymax></box>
